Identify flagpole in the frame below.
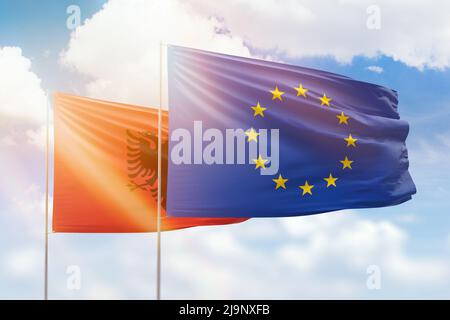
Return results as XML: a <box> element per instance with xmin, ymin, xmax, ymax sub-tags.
<box><xmin>44</xmin><ymin>91</ymin><xmax>50</xmax><ymax>300</ymax></box>
<box><xmin>156</xmin><ymin>41</ymin><xmax>163</xmax><ymax>300</ymax></box>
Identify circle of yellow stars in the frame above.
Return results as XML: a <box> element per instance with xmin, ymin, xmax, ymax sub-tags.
<box><xmin>248</xmin><ymin>83</ymin><xmax>358</xmax><ymax>197</ymax></box>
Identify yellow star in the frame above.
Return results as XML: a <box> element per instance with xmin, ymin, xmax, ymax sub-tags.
<box><xmin>270</xmin><ymin>86</ymin><xmax>285</xmax><ymax>101</ymax></box>
<box><xmin>319</xmin><ymin>94</ymin><xmax>332</xmax><ymax>106</ymax></box>
<box><xmin>253</xmin><ymin>154</ymin><xmax>268</xmax><ymax>170</ymax></box>
<box><xmin>324</xmin><ymin>173</ymin><xmax>338</xmax><ymax>187</ymax></box>
<box><xmin>245</xmin><ymin>128</ymin><xmax>260</xmax><ymax>142</ymax></box>
<box><xmin>299</xmin><ymin>181</ymin><xmax>314</xmax><ymax>196</ymax></box>
<box><xmin>272</xmin><ymin>174</ymin><xmax>288</xmax><ymax>190</ymax></box>
<box><xmin>340</xmin><ymin>156</ymin><xmax>353</xmax><ymax>169</ymax></box>
<box><xmin>344</xmin><ymin>134</ymin><xmax>358</xmax><ymax>147</ymax></box>
<box><xmin>294</xmin><ymin>84</ymin><xmax>308</xmax><ymax>98</ymax></box>
<box><xmin>337</xmin><ymin>112</ymin><xmax>349</xmax><ymax>125</ymax></box>
<box><xmin>251</xmin><ymin>102</ymin><xmax>266</xmax><ymax>117</ymax></box>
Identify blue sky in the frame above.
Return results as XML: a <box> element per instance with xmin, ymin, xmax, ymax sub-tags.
<box><xmin>1</xmin><ymin>0</ymin><xmax>450</xmax><ymax>299</ymax></box>
<box><xmin>0</xmin><ymin>0</ymin><xmax>105</xmax><ymax>90</ymax></box>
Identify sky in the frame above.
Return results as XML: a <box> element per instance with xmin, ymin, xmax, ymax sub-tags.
<box><xmin>1</xmin><ymin>0</ymin><xmax>450</xmax><ymax>299</ymax></box>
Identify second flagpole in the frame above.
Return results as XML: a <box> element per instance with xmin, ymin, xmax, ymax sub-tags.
<box><xmin>156</xmin><ymin>41</ymin><xmax>163</xmax><ymax>300</ymax></box>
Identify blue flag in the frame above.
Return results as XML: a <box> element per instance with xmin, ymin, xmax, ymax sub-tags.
<box><xmin>166</xmin><ymin>46</ymin><xmax>416</xmax><ymax>218</ymax></box>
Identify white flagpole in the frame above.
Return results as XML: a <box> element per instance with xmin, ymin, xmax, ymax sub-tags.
<box><xmin>156</xmin><ymin>41</ymin><xmax>163</xmax><ymax>300</ymax></box>
<box><xmin>44</xmin><ymin>91</ymin><xmax>50</xmax><ymax>300</ymax></box>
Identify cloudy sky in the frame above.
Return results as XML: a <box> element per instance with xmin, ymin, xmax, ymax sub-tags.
<box><xmin>1</xmin><ymin>0</ymin><xmax>450</xmax><ymax>299</ymax></box>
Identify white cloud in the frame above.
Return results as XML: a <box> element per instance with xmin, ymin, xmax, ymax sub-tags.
<box><xmin>0</xmin><ymin>45</ymin><xmax>48</xmax><ymax>245</ymax></box>
<box><xmin>3</xmin><ymin>247</ymin><xmax>41</xmax><ymax>279</ymax></box>
<box><xmin>10</xmin><ymin>184</ymin><xmax>47</xmax><ymax>237</ymax></box>
<box><xmin>42</xmin><ymin>49</ymin><xmax>51</xmax><ymax>59</ymax></box>
<box><xmin>0</xmin><ymin>45</ymin><xmax>48</xmax><ymax>296</ymax></box>
<box><xmin>11</xmin><ymin>184</ymin><xmax>45</xmax><ymax>217</ymax></box>
<box><xmin>0</xmin><ymin>121</ymin><xmax>48</xmax><ymax>150</ymax></box>
<box><xmin>278</xmin><ymin>213</ymin><xmax>448</xmax><ymax>285</ymax></box>
<box><xmin>410</xmin><ymin>132</ymin><xmax>450</xmax><ymax>165</ymax></box>
<box><xmin>0</xmin><ymin>47</ymin><xmax>47</xmax><ymax>123</ymax></box>
<box><xmin>60</xmin><ymin>0</ymin><xmax>252</xmax><ymax>106</ymax></box>
<box><xmin>0</xmin><ymin>134</ymin><xmax>16</xmax><ymax>146</ymax></box>
<box><xmin>26</xmin><ymin>125</ymin><xmax>46</xmax><ymax>149</ymax></box>
<box><xmin>161</xmin><ymin>213</ymin><xmax>450</xmax><ymax>299</ymax></box>
<box><xmin>191</xmin><ymin>0</ymin><xmax>450</xmax><ymax>70</ymax></box>
<box><xmin>367</xmin><ymin>65</ymin><xmax>384</xmax><ymax>73</ymax></box>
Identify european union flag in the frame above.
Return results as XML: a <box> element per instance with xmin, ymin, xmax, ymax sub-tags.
<box><xmin>166</xmin><ymin>46</ymin><xmax>416</xmax><ymax>218</ymax></box>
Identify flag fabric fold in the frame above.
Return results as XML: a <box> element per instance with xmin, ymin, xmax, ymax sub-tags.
<box><xmin>52</xmin><ymin>93</ymin><xmax>247</xmax><ymax>232</ymax></box>
<box><xmin>166</xmin><ymin>46</ymin><xmax>416</xmax><ymax>218</ymax></box>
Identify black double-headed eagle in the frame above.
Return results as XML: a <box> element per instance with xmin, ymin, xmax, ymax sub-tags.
<box><xmin>126</xmin><ymin>129</ymin><xmax>168</xmax><ymax>207</ymax></box>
